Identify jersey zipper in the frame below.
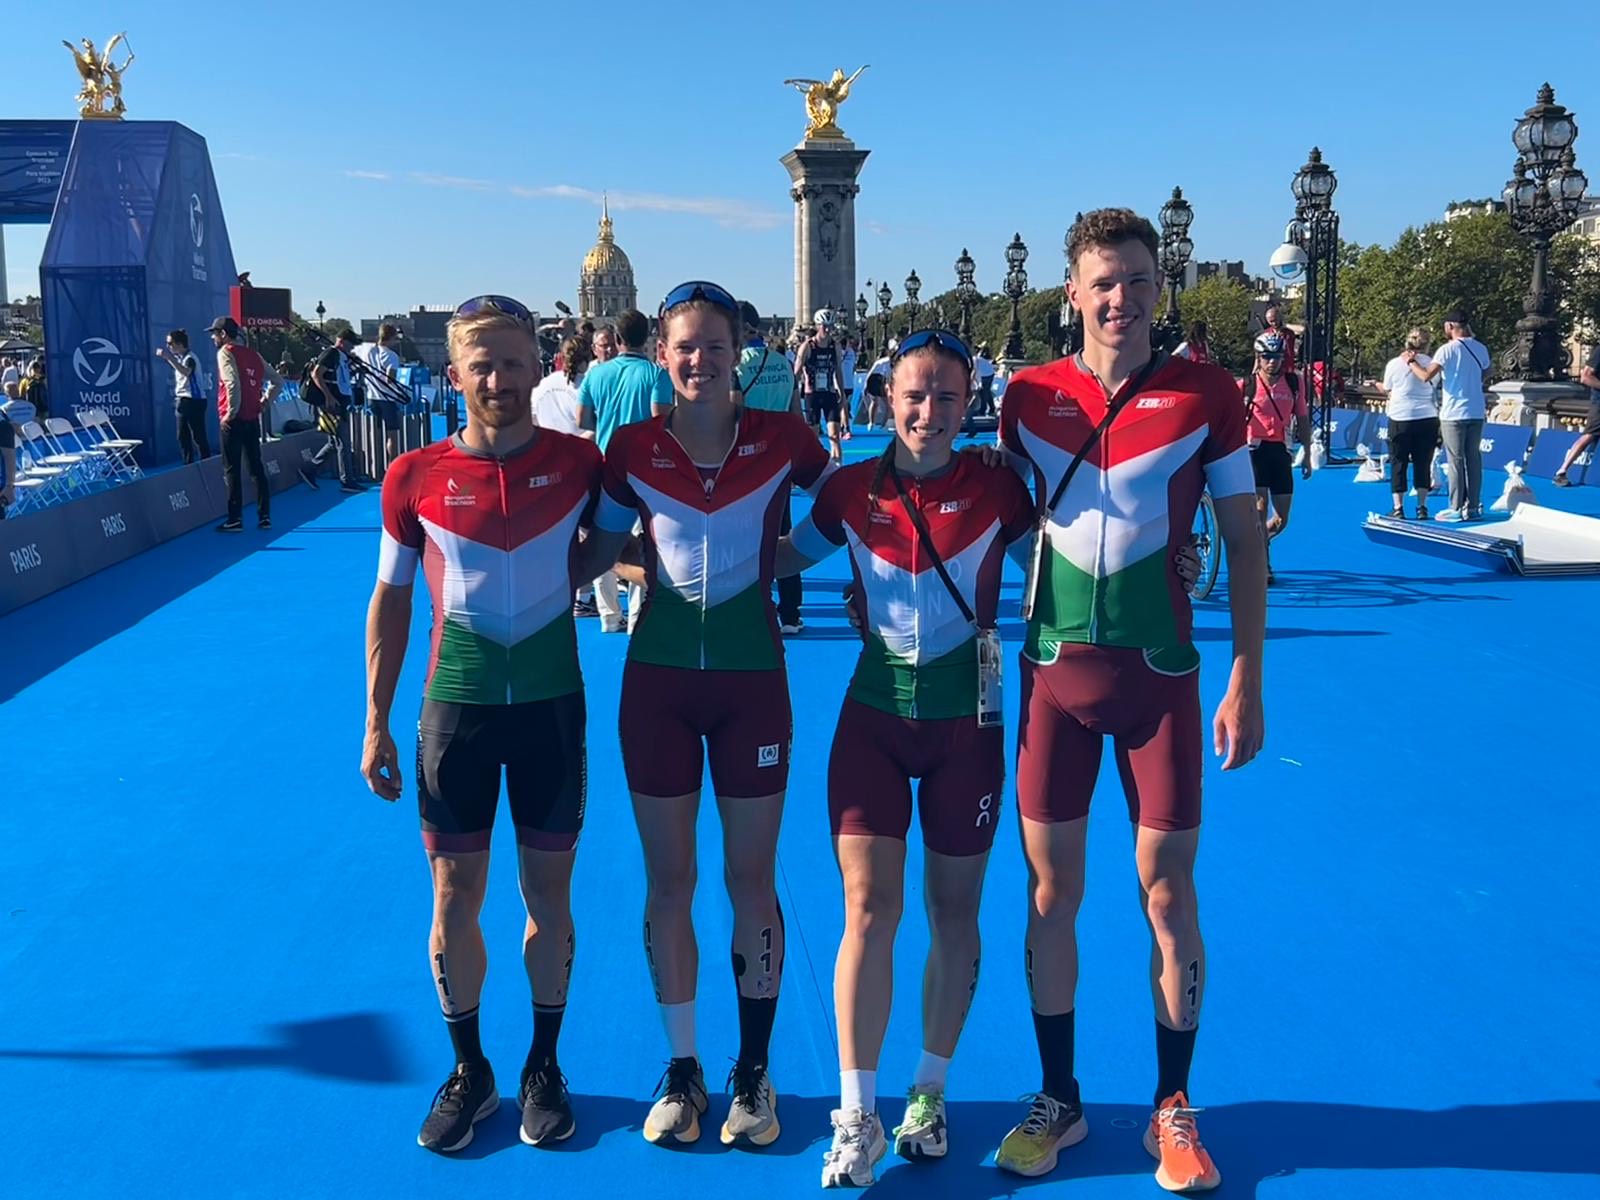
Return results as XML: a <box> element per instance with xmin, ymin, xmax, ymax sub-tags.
<box><xmin>497</xmin><ymin>457</ymin><xmax>512</xmax><ymax>702</ymax></box>
<box><xmin>665</xmin><ymin>413</ymin><xmax>742</xmax><ymax>671</ymax></box>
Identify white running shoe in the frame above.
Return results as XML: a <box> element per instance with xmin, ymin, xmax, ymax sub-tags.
<box><xmin>822</xmin><ymin>1107</ymin><xmax>887</xmax><ymax>1188</ymax></box>
<box><xmin>893</xmin><ymin>1086</ymin><xmax>947</xmax><ymax>1159</ymax></box>
<box><xmin>643</xmin><ymin>1057</ymin><xmax>708</xmax><ymax>1146</ymax></box>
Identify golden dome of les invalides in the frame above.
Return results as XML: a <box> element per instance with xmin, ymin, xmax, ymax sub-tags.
<box><xmin>578</xmin><ymin>196</ymin><xmax>638</xmax><ymax>319</ymax></box>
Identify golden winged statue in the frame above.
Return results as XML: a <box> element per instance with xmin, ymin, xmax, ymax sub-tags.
<box><xmin>63</xmin><ymin>33</ymin><xmax>135</xmax><ymax>120</ymax></box>
<box><xmin>783</xmin><ymin>66</ymin><xmax>869</xmax><ymax>141</ymax></box>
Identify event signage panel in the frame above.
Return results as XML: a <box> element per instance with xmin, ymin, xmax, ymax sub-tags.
<box><xmin>230</xmin><ymin>285</ymin><xmax>293</xmax><ymax>329</ymax></box>
<box><xmin>0</xmin><ymin>120</ymin><xmax>75</xmax><ymax>223</ymax></box>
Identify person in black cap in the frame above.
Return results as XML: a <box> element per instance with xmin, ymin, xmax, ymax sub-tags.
<box><xmin>209</xmin><ymin>316</ymin><xmax>282</xmax><ymax>530</ymax></box>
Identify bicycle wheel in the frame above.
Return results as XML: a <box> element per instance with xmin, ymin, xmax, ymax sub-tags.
<box><xmin>1190</xmin><ymin>490</ymin><xmax>1221</xmax><ymax>600</ymax></box>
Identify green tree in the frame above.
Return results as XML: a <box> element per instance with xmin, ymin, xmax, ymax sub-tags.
<box><xmin>1334</xmin><ymin>210</ymin><xmax>1600</xmax><ymax>379</ymax></box>
<box><xmin>1173</xmin><ymin>277</ymin><xmax>1255</xmax><ymax>371</ymax></box>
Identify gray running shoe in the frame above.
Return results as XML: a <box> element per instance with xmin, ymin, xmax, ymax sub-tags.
<box><xmin>720</xmin><ymin>1060</ymin><xmax>780</xmax><ymax>1147</ymax></box>
<box><xmin>417</xmin><ymin>1062</ymin><xmax>499</xmax><ymax>1154</ymax></box>
<box><xmin>893</xmin><ymin>1085</ymin><xmax>948</xmax><ymax>1160</ymax></box>
<box><xmin>821</xmin><ymin>1107</ymin><xmax>887</xmax><ymax>1188</ymax></box>
<box><xmin>643</xmin><ymin>1057</ymin><xmax>708</xmax><ymax>1146</ymax></box>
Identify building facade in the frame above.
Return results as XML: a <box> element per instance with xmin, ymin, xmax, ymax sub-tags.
<box><xmin>578</xmin><ymin>199</ymin><xmax>637</xmax><ymax>320</ymax></box>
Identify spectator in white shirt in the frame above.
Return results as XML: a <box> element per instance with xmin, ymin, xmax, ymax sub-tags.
<box><xmin>355</xmin><ymin>322</ymin><xmax>405</xmax><ymax>469</ymax></box>
<box><xmin>1404</xmin><ymin>310</ymin><xmax>1489</xmax><ymax>521</ymax></box>
<box><xmin>1378</xmin><ymin>328</ymin><xmax>1439</xmax><ymax>520</ymax></box>
<box><xmin>533</xmin><ymin>336</ymin><xmax>592</xmax><ymax>437</ymax></box>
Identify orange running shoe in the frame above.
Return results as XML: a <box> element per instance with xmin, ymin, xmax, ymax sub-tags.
<box><xmin>1144</xmin><ymin>1091</ymin><xmax>1221</xmax><ymax>1192</ymax></box>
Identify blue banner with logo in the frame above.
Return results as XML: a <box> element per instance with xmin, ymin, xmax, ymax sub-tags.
<box><xmin>40</xmin><ymin>121</ymin><xmax>236</xmax><ymax>467</ymax></box>
<box><xmin>0</xmin><ymin>120</ymin><xmax>75</xmax><ymax>223</ymax></box>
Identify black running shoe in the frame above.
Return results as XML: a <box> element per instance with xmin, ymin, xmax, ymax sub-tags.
<box><xmin>519</xmin><ymin>1061</ymin><xmax>576</xmax><ymax>1146</ymax></box>
<box><xmin>297</xmin><ymin>465</ymin><xmax>320</xmax><ymax>491</ymax></box>
<box><xmin>216</xmin><ymin>518</ymin><xmax>243</xmax><ymax>533</ymax></box>
<box><xmin>340</xmin><ymin>481</ymin><xmax>365</xmax><ymax>494</ymax></box>
<box><xmin>258</xmin><ymin>515</ymin><xmax>271</xmax><ymax>530</ymax></box>
<box><xmin>417</xmin><ymin>1061</ymin><xmax>499</xmax><ymax>1153</ymax></box>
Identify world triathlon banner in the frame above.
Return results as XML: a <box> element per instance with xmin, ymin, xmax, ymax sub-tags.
<box><xmin>40</xmin><ymin>121</ymin><xmax>237</xmax><ymax>468</ymax></box>
<box><xmin>0</xmin><ymin>120</ymin><xmax>74</xmax><ymax>222</ymax></box>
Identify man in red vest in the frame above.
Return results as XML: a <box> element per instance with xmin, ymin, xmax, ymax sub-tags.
<box><xmin>208</xmin><ymin>315</ymin><xmax>282</xmax><ymax>531</ymax></box>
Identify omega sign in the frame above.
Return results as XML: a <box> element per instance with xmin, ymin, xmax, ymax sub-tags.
<box><xmin>189</xmin><ymin>193</ymin><xmax>205</xmax><ymax>248</ymax></box>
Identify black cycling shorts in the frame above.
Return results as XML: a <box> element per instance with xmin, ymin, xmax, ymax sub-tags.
<box><xmin>1250</xmin><ymin>441</ymin><xmax>1295</xmax><ymax>496</ymax></box>
<box><xmin>416</xmin><ymin>693</ymin><xmax>587</xmax><ymax>854</ymax></box>
<box><xmin>807</xmin><ymin>390</ymin><xmax>841</xmax><ymax>425</ymax></box>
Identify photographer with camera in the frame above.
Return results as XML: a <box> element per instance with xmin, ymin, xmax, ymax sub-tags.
<box><xmin>298</xmin><ymin>327</ymin><xmax>363</xmax><ymax>494</ymax></box>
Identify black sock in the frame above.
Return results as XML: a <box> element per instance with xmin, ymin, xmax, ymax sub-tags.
<box><xmin>445</xmin><ymin>1007</ymin><xmax>486</xmax><ymax>1068</ymax></box>
<box><xmin>736</xmin><ymin>996</ymin><xmax>778</xmax><ymax>1069</ymax></box>
<box><xmin>1154</xmin><ymin>1022</ymin><xmax>1198</xmax><ymax>1107</ymax></box>
<box><xmin>1032</xmin><ymin>1009</ymin><xmax>1079</xmax><ymax>1105</ymax></box>
<box><xmin>526</xmin><ymin>1003</ymin><xmax>565</xmax><ymax>1077</ymax></box>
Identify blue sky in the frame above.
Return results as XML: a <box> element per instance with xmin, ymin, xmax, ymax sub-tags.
<box><xmin>4</xmin><ymin>0</ymin><xmax>1598</xmax><ymax>323</ymax></box>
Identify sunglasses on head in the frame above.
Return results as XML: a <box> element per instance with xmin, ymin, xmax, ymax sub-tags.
<box><xmin>659</xmin><ymin>280</ymin><xmax>739</xmax><ymax>318</ymax></box>
<box><xmin>892</xmin><ymin>328</ymin><xmax>973</xmax><ymax>370</ymax></box>
<box><xmin>454</xmin><ymin>294</ymin><xmax>535</xmax><ymax>324</ymax></box>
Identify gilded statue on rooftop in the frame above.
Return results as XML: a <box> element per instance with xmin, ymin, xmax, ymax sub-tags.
<box><xmin>63</xmin><ymin>34</ymin><xmax>135</xmax><ymax>120</ymax></box>
<box><xmin>783</xmin><ymin>66</ymin><xmax>869</xmax><ymax>141</ymax></box>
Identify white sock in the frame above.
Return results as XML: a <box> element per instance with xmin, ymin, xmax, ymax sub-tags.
<box><xmin>659</xmin><ymin>1000</ymin><xmax>696</xmax><ymax>1060</ymax></box>
<box><xmin>912</xmin><ymin>1050</ymin><xmax>951</xmax><ymax>1092</ymax></box>
<box><xmin>840</xmin><ymin>1068</ymin><xmax>876</xmax><ymax>1114</ymax></box>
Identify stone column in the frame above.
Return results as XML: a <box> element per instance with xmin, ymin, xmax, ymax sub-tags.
<box><xmin>781</xmin><ymin>140</ymin><xmax>869</xmax><ymax>327</ymax></box>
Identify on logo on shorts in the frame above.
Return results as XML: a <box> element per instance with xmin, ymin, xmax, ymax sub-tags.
<box><xmin>974</xmin><ymin>792</ymin><xmax>995</xmax><ymax>827</ymax></box>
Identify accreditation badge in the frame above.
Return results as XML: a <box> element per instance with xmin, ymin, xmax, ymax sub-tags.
<box><xmin>976</xmin><ymin>627</ymin><xmax>1004</xmax><ymax>728</ymax></box>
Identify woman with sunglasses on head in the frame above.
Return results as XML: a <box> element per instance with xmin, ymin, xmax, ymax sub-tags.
<box><xmin>771</xmin><ymin>329</ymin><xmax>1033</xmax><ymax>1186</ymax></box>
<box><xmin>581</xmin><ymin>280</ymin><xmax>836</xmax><ymax>1149</ymax></box>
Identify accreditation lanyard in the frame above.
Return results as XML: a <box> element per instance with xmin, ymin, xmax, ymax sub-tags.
<box><xmin>889</xmin><ymin>465</ymin><xmax>1003</xmax><ymax>728</ymax></box>
<box><xmin>1021</xmin><ymin>353</ymin><xmax>1169</xmax><ymax>621</ymax></box>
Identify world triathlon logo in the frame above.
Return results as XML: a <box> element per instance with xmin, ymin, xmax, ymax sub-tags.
<box><xmin>73</xmin><ymin>337</ymin><xmax>124</xmax><ymax>387</ymax></box>
<box><xmin>189</xmin><ymin>193</ymin><xmax>205</xmax><ymax>248</ymax></box>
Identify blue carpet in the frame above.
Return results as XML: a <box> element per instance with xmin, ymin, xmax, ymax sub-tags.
<box><xmin>2</xmin><ymin>435</ymin><xmax>1596</xmax><ymax>1198</ymax></box>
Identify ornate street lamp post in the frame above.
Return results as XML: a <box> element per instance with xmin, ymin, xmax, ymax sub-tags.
<box><xmin>855</xmin><ymin>292</ymin><xmax>869</xmax><ymax>348</ymax></box>
<box><xmin>1002</xmin><ymin>233</ymin><xmax>1029</xmax><ymax>364</ymax></box>
<box><xmin>1156</xmin><ymin>186</ymin><xmax>1194</xmax><ymax>351</ymax></box>
<box><xmin>1059</xmin><ymin>212</ymin><xmax>1084</xmax><ymax>357</ymax></box>
<box><xmin>1290</xmin><ymin>147</ymin><xmax>1339</xmax><ymax>448</ymax></box>
<box><xmin>877</xmin><ymin>281</ymin><xmax>892</xmax><ymax>351</ymax></box>
<box><xmin>315</xmin><ymin>299</ymin><xmax>326</xmax><ymax>331</ymax></box>
<box><xmin>904</xmin><ymin>269</ymin><xmax>922</xmax><ymax>331</ymax></box>
<box><xmin>1503</xmin><ymin>83</ymin><xmax>1587</xmax><ymax>380</ymax></box>
<box><xmin>954</xmin><ymin>247</ymin><xmax>977</xmax><ymax>341</ymax></box>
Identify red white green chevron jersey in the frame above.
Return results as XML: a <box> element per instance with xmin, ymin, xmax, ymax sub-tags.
<box><xmin>596</xmin><ymin>408</ymin><xmax>833</xmax><ymax>671</ymax></box>
<box><xmin>791</xmin><ymin>456</ymin><xmax>1034</xmax><ymax>719</ymax></box>
<box><xmin>378</xmin><ymin>431</ymin><xmax>602</xmax><ymax>704</ymax></box>
<box><xmin>1000</xmin><ymin>354</ymin><xmax>1252</xmax><ymax>668</ymax></box>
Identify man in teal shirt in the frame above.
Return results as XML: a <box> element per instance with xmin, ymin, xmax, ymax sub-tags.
<box><xmin>578</xmin><ymin>308</ymin><xmax>672</xmax><ymax>631</ymax></box>
<box><xmin>577</xmin><ymin>308</ymin><xmax>673</xmax><ymax>451</ymax></box>
<box><xmin>733</xmin><ymin>301</ymin><xmax>799</xmax><ymax>416</ymax></box>
<box><xmin>731</xmin><ymin>301</ymin><xmax>805</xmax><ymax>633</ymax></box>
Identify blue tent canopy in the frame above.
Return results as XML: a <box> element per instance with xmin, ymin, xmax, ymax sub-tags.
<box><xmin>41</xmin><ymin>121</ymin><xmax>237</xmax><ymax>466</ymax></box>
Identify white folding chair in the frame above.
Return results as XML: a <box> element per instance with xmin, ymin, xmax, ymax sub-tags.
<box><xmin>21</xmin><ymin>421</ymin><xmax>90</xmax><ymax>497</ymax></box>
<box><xmin>81</xmin><ymin>409</ymin><xmax>144</xmax><ymax>480</ymax></box>
<box><xmin>5</xmin><ymin>461</ymin><xmax>51</xmax><ymax>514</ymax></box>
<box><xmin>44</xmin><ymin>417</ymin><xmax>117</xmax><ymax>487</ymax></box>
<box><xmin>15</xmin><ymin>446</ymin><xmax>72</xmax><ymax>507</ymax></box>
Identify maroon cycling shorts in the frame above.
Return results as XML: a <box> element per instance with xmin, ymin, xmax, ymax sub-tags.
<box><xmin>619</xmin><ymin>660</ymin><xmax>792</xmax><ymax>798</ymax></box>
<box><xmin>1015</xmin><ymin>645</ymin><xmax>1203</xmax><ymax>831</ymax></box>
<box><xmin>828</xmin><ymin>696</ymin><xmax>1005</xmax><ymax>857</ymax></box>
